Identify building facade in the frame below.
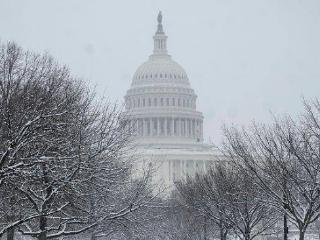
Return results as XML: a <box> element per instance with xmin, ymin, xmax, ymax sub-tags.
<box><xmin>124</xmin><ymin>12</ymin><xmax>217</xmax><ymax>187</ymax></box>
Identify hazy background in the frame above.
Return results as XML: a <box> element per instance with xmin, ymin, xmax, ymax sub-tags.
<box><xmin>1</xmin><ymin>0</ymin><xmax>320</xmax><ymax>144</ymax></box>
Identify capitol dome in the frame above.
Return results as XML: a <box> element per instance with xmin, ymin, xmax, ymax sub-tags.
<box><xmin>125</xmin><ymin>12</ymin><xmax>204</xmax><ymax>146</ymax></box>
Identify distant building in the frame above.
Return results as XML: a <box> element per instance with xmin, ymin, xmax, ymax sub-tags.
<box><xmin>124</xmin><ymin>12</ymin><xmax>218</xmax><ymax>188</ymax></box>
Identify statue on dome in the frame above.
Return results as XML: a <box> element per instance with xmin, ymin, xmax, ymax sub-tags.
<box><xmin>157</xmin><ymin>11</ymin><xmax>162</xmax><ymax>24</ymax></box>
<box><xmin>156</xmin><ymin>11</ymin><xmax>163</xmax><ymax>33</ymax></box>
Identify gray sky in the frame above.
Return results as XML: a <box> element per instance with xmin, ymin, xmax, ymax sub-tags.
<box><xmin>1</xmin><ymin>0</ymin><xmax>320</xmax><ymax>144</ymax></box>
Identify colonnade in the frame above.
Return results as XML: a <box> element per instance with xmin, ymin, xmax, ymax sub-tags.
<box><xmin>130</xmin><ymin>117</ymin><xmax>203</xmax><ymax>140</ymax></box>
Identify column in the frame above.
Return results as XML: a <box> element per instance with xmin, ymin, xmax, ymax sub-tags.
<box><xmin>143</xmin><ymin>118</ymin><xmax>147</xmax><ymax>136</ymax></box>
<box><xmin>171</xmin><ymin>118</ymin><xmax>174</xmax><ymax>136</ymax></box>
<box><xmin>147</xmin><ymin>119</ymin><xmax>151</xmax><ymax>136</ymax></box>
<box><xmin>160</xmin><ymin>118</ymin><xmax>164</xmax><ymax>135</ymax></box>
<box><xmin>164</xmin><ymin>118</ymin><xmax>168</xmax><ymax>136</ymax></box>
<box><xmin>200</xmin><ymin>120</ymin><xmax>203</xmax><ymax>140</ymax></box>
<box><xmin>180</xmin><ymin>118</ymin><xmax>184</xmax><ymax>137</ymax></box>
<box><xmin>192</xmin><ymin>119</ymin><xmax>195</xmax><ymax>138</ymax></box>
<box><xmin>186</xmin><ymin>119</ymin><xmax>190</xmax><ymax>137</ymax></box>
<box><xmin>182</xmin><ymin>118</ymin><xmax>185</xmax><ymax>137</ymax></box>
<box><xmin>152</xmin><ymin>118</ymin><xmax>156</xmax><ymax>136</ymax></box>
<box><xmin>157</xmin><ymin>118</ymin><xmax>160</xmax><ymax>136</ymax></box>
<box><xmin>196</xmin><ymin>120</ymin><xmax>200</xmax><ymax>141</ymax></box>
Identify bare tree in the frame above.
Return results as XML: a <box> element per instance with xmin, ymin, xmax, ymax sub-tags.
<box><xmin>176</xmin><ymin>173</ymin><xmax>229</xmax><ymax>240</ymax></box>
<box><xmin>218</xmin><ymin>164</ymin><xmax>278</xmax><ymax>240</ymax></box>
<box><xmin>222</xmin><ymin>99</ymin><xmax>320</xmax><ymax>240</ymax></box>
<box><xmin>177</xmin><ymin>163</ymin><xmax>278</xmax><ymax>240</ymax></box>
<box><xmin>0</xmin><ymin>42</ymin><xmax>153</xmax><ymax>240</ymax></box>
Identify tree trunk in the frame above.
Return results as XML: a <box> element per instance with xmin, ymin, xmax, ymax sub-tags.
<box><xmin>219</xmin><ymin>223</ymin><xmax>227</xmax><ymax>240</ymax></box>
<box><xmin>299</xmin><ymin>229</ymin><xmax>305</xmax><ymax>240</ymax></box>
<box><xmin>219</xmin><ymin>226</ymin><xmax>223</xmax><ymax>240</ymax></box>
<box><xmin>223</xmin><ymin>229</ymin><xmax>228</xmax><ymax>240</ymax></box>
<box><xmin>244</xmin><ymin>228</ymin><xmax>251</xmax><ymax>240</ymax></box>
<box><xmin>6</xmin><ymin>227</ymin><xmax>14</xmax><ymax>240</ymax></box>
<box><xmin>283</xmin><ymin>213</ymin><xmax>288</xmax><ymax>240</ymax></box>
<box><xmin>91</xmin><ymin>234</ymin><xmax>97</xmax><ymax>240</ymax></box>
<box><xmin>38</xmin><ymin>215</ymin><xmax>47</xmax><ymax>240</ymax></box>
<box><xmin>203</xmin><ymin>216</ymin><xmax>207</xmax><ymax>240</ymax></box>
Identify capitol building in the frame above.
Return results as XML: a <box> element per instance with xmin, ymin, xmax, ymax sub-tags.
<box><xmin>124</xmin><ymin>12</ymin><xmax>217</xmax><ymax>187</ymax></box>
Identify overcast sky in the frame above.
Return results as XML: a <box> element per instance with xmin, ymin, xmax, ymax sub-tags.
<box><xmin>1</xmin><ymin>0</ymin><xmax>320</xmax><ymax>144</ymax></box>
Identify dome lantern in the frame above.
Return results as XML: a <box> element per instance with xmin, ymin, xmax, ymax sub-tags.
<box><xmin>153</xmin><ymin>11</ymin><xmax>168</xmax><ymax>55</ymax></box>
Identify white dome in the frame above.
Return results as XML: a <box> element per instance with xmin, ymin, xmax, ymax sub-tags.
<box><xmin>124</xmin><ymin>12</ymin><xmax>204</xmax><ymax>145</ymax></box>
<box><xmin>132</xmin><ymin>55</ymin><xmax>190</xmax><ymax>87</ymax></box>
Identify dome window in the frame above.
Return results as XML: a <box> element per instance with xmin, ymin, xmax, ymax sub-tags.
<box><xmin>155</xmin><ymin>74</ymin><xmax>157</xmax><ymax>78</ymax></box>
<box><xmin>148</xmin><ymin>98</ymin><xmax>151</xmax><ymax>106</ymax></box>
<box><xmin>160</xmin><ymin>98</ymin><xmax>164</xmax><ymax>106</ymax></box>
<box><xmin>160</xmin><ymin>74</ymin><xmax>162</xmax><ymax>78</ymax></box>
<box><xmin>166</xmin><ymin>98</ymin><xmax>169</xmax><ymax>106</ymax></box>
<box><xmin>172</xmin><ymin>98</ymin><xmax>175</xmax><ymax>106</ymax></box>
<box><xmin>154</xmin><ymin>98</ymin><xmax>158</xmax><ymax>106</ymax></box>
<box><xmin>174</xmin><ymin>74</ymin><xmax>176</xmax><ymax>79</ymax></box>
<box><xmin>143</xmin><ymin>99</ymin><xmax>146</xmax><ymax>107</ymax></box>
<box><xmin>165</xmin><ymin>74</ymin><xmax>167</xmax><ymax>78</ymax></box>
<box><xmin>150</xmin><ymin>74</ymin><xmax>152</xmax><ymax>78</ymax></box>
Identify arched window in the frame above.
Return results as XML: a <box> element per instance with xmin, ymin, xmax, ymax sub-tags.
<box><xmin>148</xmin><ymin>98</ymin><xmax>151</xmax><ymax>106</ymax></box>
<box><xmin>172</xmin><ymin>98</ymin><xmax>175</xmax><ymax>106</ymax></box>
<box><xmin>154</xmin><ymin>98</ymin><xmax>158</xmax><ymax>106</ymax></box>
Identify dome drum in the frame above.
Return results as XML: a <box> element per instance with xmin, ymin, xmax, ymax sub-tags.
<box><xmin>127</xmin><ymin>116</ymin><xmax>204</xmax><ymax>143</ymax></box>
